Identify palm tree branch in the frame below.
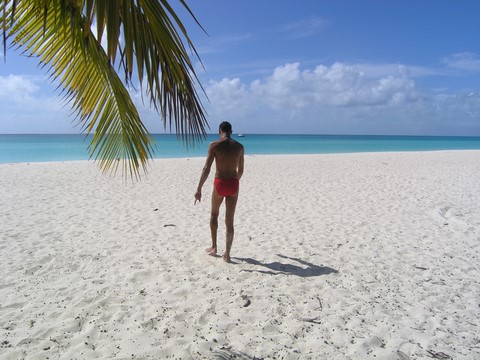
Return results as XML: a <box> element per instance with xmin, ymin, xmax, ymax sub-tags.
<box><xmin>8</xmin><ymin>0</ymin><xmax>154</xmax><ymax>178</ymax></box>
<box><xmin>2</xmin><ymin>0</ymin><xmax>209</xmax><ymax>177</ymax></box>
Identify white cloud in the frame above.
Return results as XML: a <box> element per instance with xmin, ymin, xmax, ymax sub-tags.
<box><xmin>0</xmin><ymin>74</ymin><xmax>39</xmax><ymax>99</ymax></box>
<box><xmin>0</xmin><ymin>74</ymin><xmax>64</xmax><ymax>111</ymax></box>
<box><xmin>248</xmin><ymin>62</ymin><xmax>417</xmax><ymax>108</ymax></box>
<box><xmin>354</xmin><ymin>63</ymin><xmax>445</xmax><ymax>78</ymax></box>
<box><xmin>442</xmin><ymin>52</ymin><xmax>480</xmax><ymax>72</ymax></box>
<box><xmin>202</xmin><ymin>62</ymin><xmax>480</xmax><ymax>135</ymax></box>
<box><xmin>206</xmin><ymin>78</ymin><xmax>248</xmax><ymax>112</ymax></box>
<box><xmin>279</xmin><ymin>16</ymin><xmax>327</xmax><ymax>39</ymax></box>
<box><xmin>0</xmin><ymin>75</ymin><xmax>73</xmax><ymax>133</ymax></box>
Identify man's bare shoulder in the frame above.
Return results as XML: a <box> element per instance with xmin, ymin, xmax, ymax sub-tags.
<box><xmin>229</xmin><ymin>138</ymin><xmax>244</xmax><ymax>148</ymax></box>
<box><xmin>208</xmin><ymin>140</ymin><xmax>222</xmax><ymax>150</ymax></box>
<box><xmin>209</xmin><ymin>138</ymin><xmax>243</xmax><ymax>154</ymax></box>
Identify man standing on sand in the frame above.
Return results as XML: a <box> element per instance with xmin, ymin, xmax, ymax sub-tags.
<box><xmin>194</xmin><ymin>121</ymin><xmax>244</xmax><ymax>263</ymax></box>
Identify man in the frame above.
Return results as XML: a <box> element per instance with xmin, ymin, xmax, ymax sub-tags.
<box><xmin>194</xmin><ymin>121</ymin><xmax>244</xmax><ymax>263</ymax></box>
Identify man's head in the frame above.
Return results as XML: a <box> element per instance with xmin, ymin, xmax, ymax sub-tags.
<box><xmin>219</xmin><ymin>121</ymin><xmax>233</xmax><ymax>135</ymax></box>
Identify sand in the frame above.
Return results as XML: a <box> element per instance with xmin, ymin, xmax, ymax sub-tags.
<box><xmin>0</xmin><ymin>151</ymin><xmax>479</xmax><ymax>359</ymax></box>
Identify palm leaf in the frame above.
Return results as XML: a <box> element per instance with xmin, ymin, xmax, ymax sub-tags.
<box><xmin>1</xmin><ymin>0</ymin><xmax>208</xmax><ymax>178</ymax></box>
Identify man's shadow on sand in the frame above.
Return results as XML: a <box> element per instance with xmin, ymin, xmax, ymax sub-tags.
<box><xmin>235</xmin><ymin>254</ymin><xmax>338</xmax><ymax>277</ymax></box>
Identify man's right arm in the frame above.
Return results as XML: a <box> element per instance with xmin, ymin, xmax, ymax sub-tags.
<box><xmin>194</xmin><ymin>143</ymin><xmax>215</xmax><ymax>203</ymax></box>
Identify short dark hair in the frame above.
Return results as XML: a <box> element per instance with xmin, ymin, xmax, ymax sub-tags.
<box><xmin>219</xmin><ymin>121</ymin><xmax>232</xmax><ymax>133</ymax></box>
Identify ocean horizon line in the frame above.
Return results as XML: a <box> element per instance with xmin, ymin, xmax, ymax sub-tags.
<box><xmin>1</xmin><ymin>132</ymin><xmax>480</xmax><ymax>138</ymax></box>
<box><xmin>2</xmin><ymin>133</ymin><xmax>480</xmax><ymax>164</ymax></box>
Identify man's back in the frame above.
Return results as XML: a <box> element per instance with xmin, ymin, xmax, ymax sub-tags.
<box><xmin>211</xmin><ymin>138</ymin><xmax>244</xmax><ymax>179</ymax></box>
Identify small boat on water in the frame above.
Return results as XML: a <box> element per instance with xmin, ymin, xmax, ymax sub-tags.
<box><xmin>237</xmin><ymin>134</ymin><xmax>245</xmax><ymax>137</ymax></box>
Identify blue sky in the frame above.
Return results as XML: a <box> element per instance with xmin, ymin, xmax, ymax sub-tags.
<box><xmin>1</xmin><ymin>0</ymin><xmax>480</xmax><ymax>135</ymax></box>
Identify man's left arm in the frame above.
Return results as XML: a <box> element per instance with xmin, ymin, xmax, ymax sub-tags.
<box><xmin>237</xmin><ymin>146</ymin><xmax>245</xmax><ymax>179</ymax></box>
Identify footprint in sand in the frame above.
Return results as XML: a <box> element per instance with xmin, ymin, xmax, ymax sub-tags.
<box><xmin>24</xmin><ymin>265</ymin><xmax>43</xmax><ymax>275</ymax></box>
<box><xmin>435</xmin><ymin>204</ymin><xmax>467</xmax><ymax>227</ymax></box>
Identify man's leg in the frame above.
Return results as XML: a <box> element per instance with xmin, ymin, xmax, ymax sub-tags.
<box><xmin>207</xmin><ymin>188</ymin><xmax>223</xmax><ymax>255</ymax></box>
<box><xmin>223</xmin><ymin>191</ymin><xmax>239</xmax><ymax>263</ymax></box>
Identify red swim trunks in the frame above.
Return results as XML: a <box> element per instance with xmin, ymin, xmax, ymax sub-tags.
<box><xmin>214</xmin><ymin>178</ymin><xmax>239</xmax><ymax>197</ymax></box>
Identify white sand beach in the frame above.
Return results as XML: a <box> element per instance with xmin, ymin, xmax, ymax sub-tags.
<box><xmin>1</xmin><ymin>151</ymin><xmax>479</xmax><ymax>359</ymax></box>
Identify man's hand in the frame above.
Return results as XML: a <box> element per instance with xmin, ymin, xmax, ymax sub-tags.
<box><xmin>194</xmin><ymin>190</ymin><xmax>202</xmax><ymax>204</ymax></box>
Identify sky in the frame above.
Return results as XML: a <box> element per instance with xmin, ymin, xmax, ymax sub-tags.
<box><xmin>1</xmin><ymin>0</ymin><xmax>480</xmax><ymax>136</ymax></box>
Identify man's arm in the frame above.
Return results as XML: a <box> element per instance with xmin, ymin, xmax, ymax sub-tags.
<box><xmin>194</xmin><ymin>144</ymin><xmax>215</xmax><ymax>203</ymax></box>
<box><xmin>237</xmin><ymin>146</ymin><xmax>244</xmax><ymax>179</ymax></box>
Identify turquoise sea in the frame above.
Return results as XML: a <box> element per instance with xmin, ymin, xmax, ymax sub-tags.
<box><xmin>1</xmin><ymin>134</ymin><xmax>480</xmax><ymax>163</ymax></box>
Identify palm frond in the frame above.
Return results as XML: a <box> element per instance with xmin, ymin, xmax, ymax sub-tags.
<box><xmin>1</xmin><ymin>0</ymin><xmax>208</xmax><ymax>178</ymax></box>
<box><xmin>6</xmin><ymin>1</ymin><xmax>153</xmax><ymax>178</ymax></box>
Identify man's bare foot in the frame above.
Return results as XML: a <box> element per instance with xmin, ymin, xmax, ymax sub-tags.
<box><xmin>222</xmin><ymin>254</ymin><xmax>231</xmax><ymax>263</ymax></box>
<box><xmin>205</xmin><ymin>247</ymin><xmax>217</xmax><ymax>256</ymax></box>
